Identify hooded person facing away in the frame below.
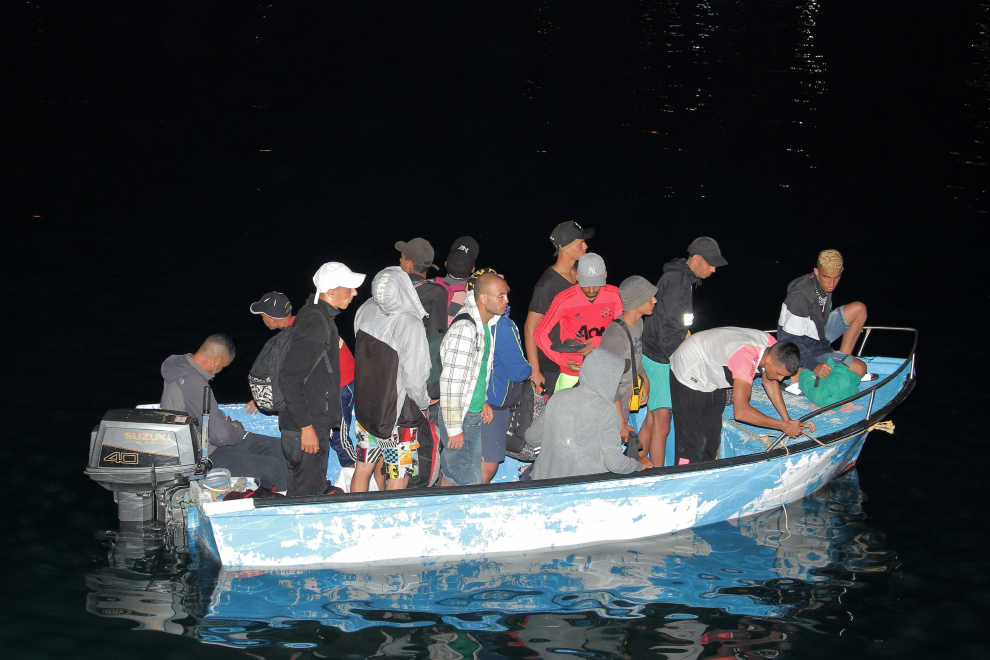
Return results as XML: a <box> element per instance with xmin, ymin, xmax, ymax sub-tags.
<box><xmin>526</xmin><ymin>349</ymin><xmax>653</xmax><ymax>481</ymax></box>
<box><xmin>351</xmin><ymin>267</ymin><xmax>432</xmax><ymax>491</ymax></box>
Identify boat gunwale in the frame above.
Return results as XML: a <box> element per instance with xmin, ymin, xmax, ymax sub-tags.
<box><xmin>250</xmin><ymin>327</ymin><xmax>917</xmax><ymax>510</ymax></box>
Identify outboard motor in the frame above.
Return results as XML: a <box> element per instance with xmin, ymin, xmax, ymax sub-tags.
<box><xmin>85</xmin><ymin>409</ymin><xmax>201</xmax><ymax>523</ymax></box>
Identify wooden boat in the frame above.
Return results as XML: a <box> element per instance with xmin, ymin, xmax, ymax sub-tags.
<box><xmin>187</xmin><ymin>327</ymin><xmax>916</xmax><ymax>569</ymax></box>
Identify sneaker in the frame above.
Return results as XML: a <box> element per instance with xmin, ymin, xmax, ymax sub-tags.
<box><xmin>784</xmin><ymin>382</ymin><xmax>803</xmax><ymax>395</ymax></box>
<box><xmin>861</xmin><ymin>373</ymin><xmax>880</xmax><ymax>382</ymax></box>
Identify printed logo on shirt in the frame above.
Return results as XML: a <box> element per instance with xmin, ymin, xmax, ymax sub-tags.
<box><xmin>574</xmin><ymin>312</ymin><xmax>583</xmax><ymax>320</ymax></box>
<box><xmin>574</xmin><ymin>325</ymin><xmax>606</xmax><ymax>340</ymax></box>
<box><xmin>601</xmin><ymin>307</ymin><xmax>612</xmax><ymax>318</ymax></box>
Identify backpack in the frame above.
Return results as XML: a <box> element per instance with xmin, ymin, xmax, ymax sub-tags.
<box><xmin>433</xmin><ymin>277</ymin><xmax>467</xmax><ymax>326</ymax></box>
<box><xmin>247</xmin><ymin>315</ymin><xmax>333</xmax><ymax>412</ymax></box>
<box><xmin>504</xmin><ymin>381</ymin><xmax>547</xmax><ymax>462</ymax></box>
<box><xmin>798</xmin><ymin>358</ymin><xmax>861</xmax><ymax>408</ymax></box>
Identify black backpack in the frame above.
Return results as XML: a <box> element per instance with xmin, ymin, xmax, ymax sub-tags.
<box><xmin>504</xmin><ymin>381</ymin><xmax>546</xmax><ymax>463</ymax></box>
<box><xmin>248</xmin><ymin>316</ymin><xmax>332</xmax><ymax>412</ymax></box>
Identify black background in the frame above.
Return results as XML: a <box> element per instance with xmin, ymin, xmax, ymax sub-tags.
<box><xmin>2</xmin><ymin>1</ymin><xmax>987</xmax><ymax>657</ymax></box>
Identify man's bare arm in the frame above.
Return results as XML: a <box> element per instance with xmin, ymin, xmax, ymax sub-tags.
<box><xmin>524</xmin><ymin>311</ymin><xmax>546</xmax><ymax>388</ymax></box>
<box><xmin>732</xmin><ymin>379</ymin><xmax>811</xmax><ymax>438</ymax></box>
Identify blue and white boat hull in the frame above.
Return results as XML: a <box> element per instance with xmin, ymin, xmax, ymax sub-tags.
<box><xmin>188</xmin><ymin>429</ymin><xmax>868</xmax><ymax>568</ymax></box>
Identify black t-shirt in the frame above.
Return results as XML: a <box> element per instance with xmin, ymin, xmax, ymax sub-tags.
<box><xmin>528</xmin><ymin>267</ymin><xmax>573</xmax><ymax>375</ymax></box>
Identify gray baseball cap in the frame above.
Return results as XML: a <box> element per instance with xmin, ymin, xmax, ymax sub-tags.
<box><xmin>688</xmin><ymin>236</ymin><xmax>727</xmax><ymax>267</ymax></box>
<box><xmin>578</xmin><ymin>253</ymin><xmax>607</xmax><ymax>287</ymax></box>
<box><xmin>395</xmin><ymin>237</ymin><xmax>438</xmax><ymax>270</ymax></box>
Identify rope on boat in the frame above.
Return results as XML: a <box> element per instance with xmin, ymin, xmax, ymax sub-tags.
<box><xmin>760</xmin><ymin>429</ymin><xmax>823</xmax><ymax>452</ymax></box>
<box><xmin>867</xmin><ymin>420</ymin><xmax>895</xmax><ymax>434</ymax></box>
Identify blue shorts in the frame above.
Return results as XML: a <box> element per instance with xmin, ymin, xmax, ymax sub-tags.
<box><xmin>814</xmin><ymin>307</ymin><xmax>855</xmax><ymax>367</ymax></box>
<box><xmin>641</xmin><ymin>355</ymin><xmax>672</xmax><ymax>410</ymax></box>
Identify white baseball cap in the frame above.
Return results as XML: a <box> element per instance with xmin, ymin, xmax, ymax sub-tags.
<box><xmin>312</xmin><ymin>262</ymin><xmax>366</xmax><ymax>303</ymax></box>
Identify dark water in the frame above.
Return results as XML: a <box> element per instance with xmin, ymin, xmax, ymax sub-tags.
<box><xmin>3</xmin><ymin>1</ymin><xmax>988</xmax><ymax>658</ymax></box>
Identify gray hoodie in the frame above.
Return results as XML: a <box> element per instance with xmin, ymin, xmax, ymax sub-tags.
<box><xmin>353</xmin><ymin>267</ymin><xmax>432</xmax><ymax>437</ymax></box>
<box><xmin>527</xmin><ymin>349</ymin><xmax>643</xmax><ymax>480</ymax></box>
<box><xmin>160</xmin><ymin>354</ymin><xmax>245</xmax><ymax>447</ymax></box>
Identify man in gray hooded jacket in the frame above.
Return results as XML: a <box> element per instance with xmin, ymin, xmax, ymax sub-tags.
<box><xmin>351</xmin><ymin>267</ymin><xmax>432</xmax><ymax>491</ymax></box>
<box><xmin>160</xmin><ymin>334</ymin><xmax>287</xmax><ymax>490</ymax></box>
<box><xmin>527</xmin><ymin>349</ymin><xmax>653</xmax><ymax>480</ymax></box>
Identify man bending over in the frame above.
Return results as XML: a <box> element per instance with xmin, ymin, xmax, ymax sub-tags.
<box><xmin>777</xmin><ymin>249</ymin><xmax>869</xmax><ymax>379</ymax></box>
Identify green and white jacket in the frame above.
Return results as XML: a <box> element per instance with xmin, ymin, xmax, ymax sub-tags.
<box><xmin>438</xmin><ymin>291</ymin><xmax>499</xmax><ymax>436</ymax></box>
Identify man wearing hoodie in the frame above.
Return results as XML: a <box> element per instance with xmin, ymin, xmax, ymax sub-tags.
<box><xmin>350</xmin><ymin>267</ymin><xmax>433</xmax><ymax>492</ymax></box>
<box><xmin>434</xmin><ymin>236</ymin><xmax>480</xmax><ymax>325</ymax></box>
<box><xmin>777</xmin><ymin>249</ymin><xmax>869</xmax><ymax>379</ymax></box>
<box><xmin>641</xmin><ymin>237</ymin><xmax>726</xmax><ymax>465</ymax></box>
<box><xmin>279</xmin><ymin>262</ymin><xmax>366</xmax><ymax>496</ymax></box>
<box><xmin>438</xmin><ymin>272</ymin><xmax>508</xmax><ymax>486</ymax></box>
<box><xmin>526</xmin><ymin>349</ymin><xmax>653</xmax><ymax>480</ymax></box>
<box><xmin>160</xmin><ymin>334</ymin><xmax>287</xmax><ymax>491</ymax></box>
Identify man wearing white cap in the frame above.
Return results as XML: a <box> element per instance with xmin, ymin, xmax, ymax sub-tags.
<box><xmin>278</xmin><ymin>262</ymin><xmax>366</xmax><ymax>496</ymax></box>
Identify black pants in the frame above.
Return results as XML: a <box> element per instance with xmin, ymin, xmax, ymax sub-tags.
<box><xmin>669</xmin><ymin>371</ymin><xmax>729</xmax><ymax>464</ymax></box>
<box><xmin>280</xmin><ymin>428</ymin><xmax>332</xmax><ymax>496</ymax></box>
<box><xmin>210</xmin><ymin>432</ymin><xmax>287</xmax><ymax>491</ymax></box>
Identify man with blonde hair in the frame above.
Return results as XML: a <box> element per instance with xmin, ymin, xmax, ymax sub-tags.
<box><xmin>777</xmin><ymin>249</ymin><xmax>870</xmax><ymax>379</ymax></box>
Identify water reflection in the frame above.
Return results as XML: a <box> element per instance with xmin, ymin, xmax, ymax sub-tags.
<box><xmin>86</xmin><ymin>472</ymin><xmax>896</xmax><ymax>657</ymax></box>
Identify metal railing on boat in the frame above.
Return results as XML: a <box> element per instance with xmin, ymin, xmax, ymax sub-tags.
<box><xmin>762</xmin><ymin>326</ymin><xmax>918</xmax><ymax>452</ymax></box>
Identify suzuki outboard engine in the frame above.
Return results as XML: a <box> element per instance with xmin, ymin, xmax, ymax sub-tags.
<box><xmin>85</xmin><ymin>409</ymin><xmax>201</xmax><ymax>522</ymax></box>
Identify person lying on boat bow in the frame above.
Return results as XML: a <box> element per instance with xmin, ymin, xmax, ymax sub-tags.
<box><xmin>669</xmin><ymin>328</ymin><xmax>814</xmax><ymax>465</ymax></box>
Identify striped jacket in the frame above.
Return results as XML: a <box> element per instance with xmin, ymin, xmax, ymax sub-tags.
<box><xmin>439</xmin><ymin>291</ymin><xmax>499</xmax><ymax>436</ymax></box>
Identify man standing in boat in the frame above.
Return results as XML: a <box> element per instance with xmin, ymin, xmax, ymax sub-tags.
<box><xmin>350</xmin><ymin>267</ymin><xmax>432</xmax><ymax>492</ymax></box>
<box><xmin>534</xmin><ymin>253</ymin><xmax>623</xmax><ymax>392</ymax></box>
<box><xmin>640</xmin><ymin>237</ymin><xmax>726</xmax><ymax>466</ymax></box>
<box><xmin>777</xmin><ymin>249</ymin><xmax>870</xmax><ymax>380</ymax></box>
<box><xmin>523</xmin><ymin>221</ymin><xmax>593</xmax><ymax>394</ymax></box>
<box><xmin>669</xmin><ymin>328</ymin><xmax>813</xmax><ymax>464</ymax></box>
<box><xmin>278</xmin><ymin>262</ymin><xmax>365</xmax><ymax>496</ymax></box>
<box><xmin>437</xmin><ymin>272</ymin><xmax>508</xmax><ymax>486</ymax></box>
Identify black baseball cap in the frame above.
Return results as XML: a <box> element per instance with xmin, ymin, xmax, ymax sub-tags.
<box><xmin>250</xmin><ymin>291</ymin><xmax>292</xmax><ymax>319</ymax></box>
<box><xmin>445</xmin><ymin>236</ymin><xmax>480</xmax><ymax>279</ymax></box>
<box><xmin>395</xmin><ymin>237</ymin><xmax>438</xmax><ymax>270</ymax></box>
<box><xmin>687</xmin><ymin>237</ymin><xmax>728</xmax><ymax>267</ymax></box>
<box><xmin>550</xmin><ymin>221</ymin><xmax>595</xmax><ymax>255</ymax></box>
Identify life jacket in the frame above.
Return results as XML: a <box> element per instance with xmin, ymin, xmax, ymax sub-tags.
<box><xmin>433</xmin><ymin>277</ymin><xmax>467</xmax><ymax>326</ymax></box>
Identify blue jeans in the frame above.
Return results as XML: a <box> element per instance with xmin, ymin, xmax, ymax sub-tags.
<box><xmin>815</xmin><ymin>307</ymin><xmax>855</xmax><ymax>367</ymax></box>
<box><xmin>438</xmin><ymin>409</ymin><xmax>484</xmax><ymax>486</ymax></box>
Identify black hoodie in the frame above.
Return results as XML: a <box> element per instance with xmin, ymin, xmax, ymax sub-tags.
<box><xmin>642</xmin><ymin>258</ymin><xmax>701</xmax><ymax>364</ymax></box>
<box><xmin>277</xmin><ymin>298</ymin><xmax>342</xmax><ymax>432</ymax></box>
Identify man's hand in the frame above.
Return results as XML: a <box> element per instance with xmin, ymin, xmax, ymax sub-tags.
<box><xmin>577</xmin><ymin>341</ymin><xmax>595</xmax><ymax>357</ymax></box>
<box><xmin>243</xmin><ymin>401</ymin><xmax>259</xmax><ymax>415</ymax></box>
<box><xmin>620</xmin><ymin>423</ymin><xmax>634</xmax><ymax>440</ymax></box>
<box><xmin>780</xmin><ymin>419</ymin><xmax>814</xmax><ymax>438</ymax></box>
<box><xmin>300</xmin><ymin>426</ymin><xmax>320</xmax><ymax>454</ymax></box>
<box><xmin>446</xmin><ymin>432</ymin><xmax>464</xmax><ymax>450</ymax></box>
<box><xmin>567</xmin><ymin>359</ymin><xmax>582</xmax><ymax>372</ymax></box>
<box><xmin>430</xmin><ymin>398</ymin><xmax>440</xmax><ymax>406</ymax></box>
<box><xmin>530</xmin><ymin>370</ymin><xmax>546</xmax><ymax>390</ymax></box>
<box><xmin>481</xmin><ymin>402</ymin><xmax>493</xmax><ymax>424</ymax></box>
<box><xmin>813</xmin><ymin>363</ymin><xmax>832</xmax><ymax>378</ymax></box>
<box><xmin>639</xmin><ymin>457</ymin><xmax>655</xmax><ymax>469</ymax></box>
